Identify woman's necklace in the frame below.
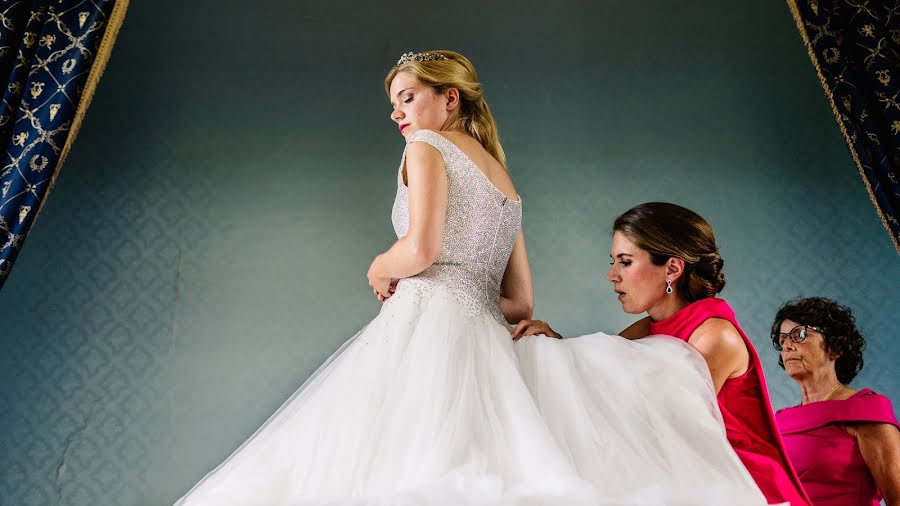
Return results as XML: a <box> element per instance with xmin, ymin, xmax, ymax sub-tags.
<box><xmin>802</xmin><ymin>383</ymin><xmax>843</xmax><ymax>405</ymax></box>
<box><xmin>821</xmin><ymin>383</ymin><xmax>842</xmax><ymax>402</ymax></box>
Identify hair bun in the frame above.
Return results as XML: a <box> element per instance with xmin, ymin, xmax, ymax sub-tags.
<box><xmin>685</xmin><ymin>250</ymin><xmax>725</xmax><ymax>300</ymax></box>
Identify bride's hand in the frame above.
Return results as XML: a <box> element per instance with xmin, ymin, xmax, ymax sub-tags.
<box><xmin>373</xmin><ymin>280</ymin><xmax>399</xmax><ymax>302</ymax></box>
<box><xmin>367</xmin><ymin>256</ymin><xmax>396</xmax><ymax>302</ymax></box>
<box><xmin>511</xmin><ymin>319</ymin><xmax>562</xmax><ymax>340</ymax></box>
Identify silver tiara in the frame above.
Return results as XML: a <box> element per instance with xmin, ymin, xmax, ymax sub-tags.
<box><xmin>395</xmin><ymin>51</ymin><xmax>448</xmax><ymax>66</ymax></box>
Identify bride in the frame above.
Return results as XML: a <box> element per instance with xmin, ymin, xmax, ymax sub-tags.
<box><xmin>174</xmin><ymin>50</ymin><xmax>771</xmax><ymax>505</ymax></box>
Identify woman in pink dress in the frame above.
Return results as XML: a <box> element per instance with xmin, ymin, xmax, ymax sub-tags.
<box><xmin>515</xmin><ymin>202</ymin><xmax>810</xmax><ymax>505</ymax></box>
<box><xmin>771</xmin><ymin>297</ymin><xmax>900</xmax><ymax>505</ymax></box>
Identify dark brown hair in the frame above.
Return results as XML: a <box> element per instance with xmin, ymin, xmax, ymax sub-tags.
<box><xmin>770</xmin><ymin>297</ymin><xmax>866</xmax><ymax>384</ymax></box>
<box><xmin>613</xmin><ymin>202</ymin><xmax>725</xmax><ymax>302</ymax></box>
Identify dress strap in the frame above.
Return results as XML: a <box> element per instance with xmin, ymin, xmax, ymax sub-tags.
<box><xmin>648</xmin><ymin>298</ymin><xmax>735</xmax><ymax>340</ymax></box>
<box><xmin>407</xmin><ymin>129</ymin><xmax>451</xmax><ymax>160</ymax></box>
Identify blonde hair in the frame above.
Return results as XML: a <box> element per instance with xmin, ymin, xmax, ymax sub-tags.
<box><xmin>385</xmin><ymin>50</ymin><xmax>507</xmax><ymax>169</ymax></box>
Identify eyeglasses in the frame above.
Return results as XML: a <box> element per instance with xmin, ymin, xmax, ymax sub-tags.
<box><xmin>774</xmin><ymin>324</ymin><xmax>825</xmax><ymax>350</ymax></box>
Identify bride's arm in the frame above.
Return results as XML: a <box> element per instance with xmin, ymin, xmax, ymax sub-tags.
<box><xmin>368</xmin><ymin>142</ymin><xmax>448</xmax><ymax>296</ymax></box>
<box><xmin>499</xmin><ymin>229</ymin><xmax>534</xmax><ymax>323</ymax></box>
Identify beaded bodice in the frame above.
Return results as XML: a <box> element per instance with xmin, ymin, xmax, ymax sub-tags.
<box><xmin>391</xmin><ymin>130</ymin><xmax>521</xmax><ymax>324</ymax></box>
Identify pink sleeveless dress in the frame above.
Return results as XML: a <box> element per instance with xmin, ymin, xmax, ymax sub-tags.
<box><xmin>776</xmin><ymin>389</ymin><xmax>899</xmax><ymax>505</ymax></box>
<box><xmin>649</xmin><ymin>298</ymin><xmax>811</xmax><ymax>505</ymax></box>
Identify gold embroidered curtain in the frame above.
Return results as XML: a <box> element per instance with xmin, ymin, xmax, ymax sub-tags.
<box><xmin>0</xmin><ymin>0</ymin><xmax>129</xmax><ymax>288</ymax></box>
<box><xmin>789</xmin><ymin>0</ymin><xmax>900</xmax><ymax>254</ymax></box>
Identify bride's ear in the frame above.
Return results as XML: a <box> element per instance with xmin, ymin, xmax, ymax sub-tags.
<box><xmin>444</xmin><ymin>88</ymin><xmax>460</xmax><ymax>112</ymax></box>
<box><xmin>666</xmin><ymin>257</ymin><xmax>685</xmax><ymax>283</ymax></box>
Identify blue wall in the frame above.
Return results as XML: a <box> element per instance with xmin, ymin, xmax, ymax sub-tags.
<box><xmin>1</xmin><ymin>1</ymin><xmax>898</xmax><ymax>504</ymax></box>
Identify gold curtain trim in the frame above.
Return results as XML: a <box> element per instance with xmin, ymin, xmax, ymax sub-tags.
<box><xmin>35</xmin><ymin>0</ymin><xmax>130</xmax><ymax>220</ymax></box>
<box><xmin>786</xmin><ymin>0</ymin><xmax>900</xmax><ymax>254</ymax></box>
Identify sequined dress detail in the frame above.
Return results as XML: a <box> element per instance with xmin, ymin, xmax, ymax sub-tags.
<box><xmin>391</xmin><ymin>130</ymin><xmax>521</xmax><ymax>325</ymax></box>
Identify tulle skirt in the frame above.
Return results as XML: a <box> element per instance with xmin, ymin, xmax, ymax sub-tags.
<box><xmin>174</xmin><ymin>279</ymin><xmax>768</xmax><ymax>505</ymax></box>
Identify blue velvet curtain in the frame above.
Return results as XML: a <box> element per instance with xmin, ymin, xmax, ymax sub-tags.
<box><xmin>789</xmin><ymin>0</ymin><xmax>900</xmax><ymax>254</ymax></box>
<box><xmin>0</xmin><ymin>0</ymin><xmax>128</xmax><ymax>288</ymax></box>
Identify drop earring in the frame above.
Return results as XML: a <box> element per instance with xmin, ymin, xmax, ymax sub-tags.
<box><xmin>666</xmin><ymin>279</ymin><xmax>673</xmax><ymax>295</ymax></box>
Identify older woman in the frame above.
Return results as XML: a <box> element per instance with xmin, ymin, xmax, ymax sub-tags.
<box><xmin>772</xmin><ymin>297</ymin><xmax>900</xmax><ymax>506</ymax></box>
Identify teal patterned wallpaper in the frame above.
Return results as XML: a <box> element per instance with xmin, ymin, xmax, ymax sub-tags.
<box><xmin>1</xmin><ymin>1</ymin><xmax>898</xmax><ymax>505</ymax></box>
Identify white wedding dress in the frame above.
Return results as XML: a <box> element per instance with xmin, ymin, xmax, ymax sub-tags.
<box><xmin>174</xmin><ymin>130</ymin><xmax>769</xmax><ymax>505</ymax></box>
